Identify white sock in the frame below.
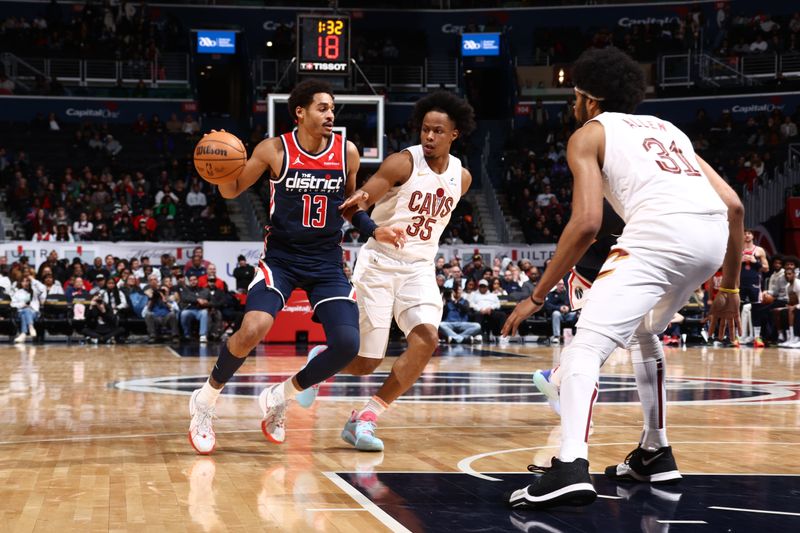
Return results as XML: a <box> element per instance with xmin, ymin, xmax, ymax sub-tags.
<box><xmin>558</xmin><ymin>329</ymin><xmax>616</xmax><ymax>462</ymax></box>
<box><xmin>358</xmin><ymin>396</ymin><xmax>388</xmax><ymax>419</ymax></box>
<box><xmin>196</xmin><ymin>379</ymin><xmax>222</xmax><ymax>406</ymax></box>
<box><xmin>631</xmin><ymin>333</ymin><xmax>669</xmax><ymax>451</ymax></box>
<box><xmin>754</xmin><ymin>326</ymin><xmax>761</xmax><ymax>338</ymax></box>
<box><xmin>791</xmin><ymin>326</ymin><xmax>795</xmax><ymax>339</ymax></box>
<box><xmin>283</xmin><ymin>378</ymin><xmax>302</xmax><ymax>400</ymax></box>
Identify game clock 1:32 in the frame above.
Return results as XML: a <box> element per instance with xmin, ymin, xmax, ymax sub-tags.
<box><xmin>297</xmin><ymin>14</ymin><xmax>351</xmax><ymax>75</ymax></box>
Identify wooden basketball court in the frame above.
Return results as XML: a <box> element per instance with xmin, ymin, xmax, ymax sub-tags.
<box><xmin>2</xmin><ymin>342</ymin><xmax>799</xmax><ymax>531</ymax></box>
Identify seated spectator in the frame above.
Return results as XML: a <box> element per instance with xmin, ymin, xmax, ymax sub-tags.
<box><xmin>186</xmin><ymin>182</ymin><xmax>207</xmax><ymax>209</ymax></box>
<box><xmin>166</xmin><ymin>113</ymin><xmax>182</xmax><ymax>134</ymax></box>
<box><xmin>86</xmin><ymin>257</ymin><xmax>110</xmax><ymax>282</ymax></box>
<box><xmin>82</xmin><ymin>293</ymin><xmax>126</xmax><ymax>344</ymax></box>
<box><xmin>198</xmin><ymin>264</ymin><xmax>227</xmax><ymax>291</ymax></box>
<box><xmin>65</xmin><ymin>276</ymin><xmax>91</xmax><ymax>303</ymax></box>
<box><xmin>133</xmin><ymin>207</ymin><xmax>158</xmax><ymax>238</ymax></box>
<box><xmin>444</xmin><ymin>265</ymin><xmax>465</xmax><ymax>289</ymax></box>
<box><xmin>182</xmin><ymin>114</ymin><xmax>200</xmax><ymax>136</ymax></box>
<box><xmin>439</xmin><ymin>286</ymin><xmax>482</xmax><ymax>344</ymax></box>
<box><xmin>121</xmin><ymin>273</ymin><xmax>148</xmax><ymax>317</ymax></box>
<box><xmin>101</xmin><ymin>276</ymin><xmax>131</xmax><ymax>319</ymax></box>
<box><xmin>468</xmin><ymin>279</ymin><xmax>505</xmax><ymax>341</ymax></box>
<box><xmin>232</xmin><ymin>255</ymin><xmax>255</xmax><ymax>292</ymax></box>
<box><xmin>143</xmin><ymin>275</ymin><xmax>179</xmax><ymax>343</ymax></box>
<box><xmin>185</xmin><ymin>254</ymin><xmax>207</xmax><ymax>279</ymax></box>
<box><xmin>54</xmin><ymin>222</ymin><xmax>74</xmax><ymax>242</ymax></box>
<box><xmin>72</xmin><ymin>212</ymin><xmax>94</xmax><ymax>240</ymax></box>
<box><xmin>178</xmin><ymin>274</ymin><xmax>211</xmax><ymax>343</ymax></box>
<box><xmin>11</xmin><ymin>276</ymin><xmax>39</xmax><ymax>343</ymax></box>
<box><xmin>41</xmin><ymin>273</ymin><xmax>64</xmax><ymax>298</ymax></box>
<box><xmin>544</xmin><ymin>279</ymin><xmax>576</xmax><ymax>345</ymax></box>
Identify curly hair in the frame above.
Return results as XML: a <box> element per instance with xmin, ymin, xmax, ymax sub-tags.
<box><xmin>287</xmin><ymin>79</ymin><xmax>334</xmax><ymax>120</ymax></box>
<box><xmin>412</xmin><ymin>90</ymin><xmax>476</xmax><ymax>136</ymax></box>
<box><xmin>571</xmin><ymin>47</ymin><xmax>645</xmax><ymax>114</ymax></box>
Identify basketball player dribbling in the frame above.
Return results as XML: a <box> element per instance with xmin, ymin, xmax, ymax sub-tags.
<box><xmin>188</xmin><ymin>79</ymin><xmax>404</xmax><ymax>454</ymax></box>
<box><xmin>502</xmin><ymin>47</ymin><xmax>744</xmax><ymax>509</ymax></box>
<box><xmin>301</xmin><ymin>91</ymin><xmax>475</xmax><ymax>451</ymax></box>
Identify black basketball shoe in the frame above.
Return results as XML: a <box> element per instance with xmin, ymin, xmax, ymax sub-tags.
<box><xmin>604</xmin><ymin>446</ymin><xmax>682</xmax><ymax>484</ymax></box>
<box><xmin>507</xmin><ymin>458</ymin><xmax>597</xmax><ymax>510</ymax></box>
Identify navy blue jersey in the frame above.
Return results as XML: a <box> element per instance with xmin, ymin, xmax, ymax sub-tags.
<box><xmin>264</xmin><ymin>130</ymin><xmax>347</xmax><ymax>262</ymax></box>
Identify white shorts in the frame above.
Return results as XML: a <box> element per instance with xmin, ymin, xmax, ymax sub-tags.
<box><xmin>353</xmin><ymin>244</ymin><xmax>443</xmax><ymax>359</ymax></box>
<box><xmin>577</xmin><ymin>214</ymin><xmax>728</xmax><ymax>347</ymax></box>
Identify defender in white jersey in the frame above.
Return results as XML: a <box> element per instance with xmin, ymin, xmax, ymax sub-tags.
<box><xmin>502</xmin><ymin>47</ymin><xmax>744</xmax><ymax>509</ymax></box>
<box><xmin>334</xmin><ymin>91</ymin><xmax>475</xmax><ymax>451</ymax></box>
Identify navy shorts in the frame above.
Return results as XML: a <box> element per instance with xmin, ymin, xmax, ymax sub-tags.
<box><xmin>245</xmin><ymin>255</ymin><xmax>355</xmax><ymax>318</ymax></box>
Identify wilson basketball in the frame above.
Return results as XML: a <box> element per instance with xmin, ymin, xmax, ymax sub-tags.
<box><xmin>193</xmin><ymin>131</ymin><xmax>246</xmax><ymax>185</ymax></box>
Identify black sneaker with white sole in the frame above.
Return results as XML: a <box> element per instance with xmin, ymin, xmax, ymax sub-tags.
<box><xmin>604</xmin><ymin>445</ymin><xmax>682</xmax><ymax>484</ymax></box>
<box><xmin>507</xmin><ymin>458</ymin><xmax>597</xmax><ymax>510</ymax></box>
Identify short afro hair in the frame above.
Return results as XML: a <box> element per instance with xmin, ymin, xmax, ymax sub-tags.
<box><xmin>288</xmin><ymin>79</ymin><xmax>334</xmax><ymax>120</ymax></box>
<box><xmin>412</xmin><ymin>90</ymin><xmax>476</xmax><ymax>136</ymax></box>
<box><xmin>571</xmin><ymin>47</ymin><xmax>645</xmax><ymax>114</ymax></box>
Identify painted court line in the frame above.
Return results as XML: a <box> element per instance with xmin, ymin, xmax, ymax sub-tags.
<box><xmin>458</xmin><ymin>441</ymin><xmax>800</xmax><ymax>481</ymax></box>
<box><xmin>657</xmin><ymin>520</ymin><xmax>708</xmax><ymax>524</ymax></box>
<box><xmin>306</xmin><ymin>508</ymin><xmax>368</xmax><ymax>512</ymax></box>
<box><xmin>322</xmin><ymin>472</ymin><xmax>411</xmax><ymax>533</ymax></box>
<box><xmin>165</xmin><ymin>346</ymin><xmax>182</xmax><ymax>358</ymax></box>
<box><xmin>708</xmin><ymin>505</ymin><xmax>800</xmax><ymax>517</ymax></box>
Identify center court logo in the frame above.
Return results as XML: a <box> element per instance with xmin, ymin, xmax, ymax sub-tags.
<box><xmin>114</xmin><ymin>371</ymin><xmax>800</xmax><ymax>404</ymax></box>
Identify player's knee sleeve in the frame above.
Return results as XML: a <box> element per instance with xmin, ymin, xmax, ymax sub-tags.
<box><xmin>326</xmin><ymin>323</ymin><xmax>360</xmax><ymax>362</ymax></box>
<box><xmin>295</xmin><ymin>300</ymin><xmax>361</xmax><ymax>390</ymax></box>
<box><xmin>630</xmin><ymin>332</ymin><xmax>662</xmax><ymax>364</ymax></box>
<box><xmin>559</xmin><ymin>328</ymin><xmax>618</xmax><ymax>382</ymax></box>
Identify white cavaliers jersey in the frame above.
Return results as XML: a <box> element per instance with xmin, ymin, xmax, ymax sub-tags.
<box><xmin>368</xmin><ymin>145</ymin><xmax>462</xmax><ymax>262</ymax></box>
<box><xmin>587</xmin><ymin>112</ymin><xmax>727</xmax><ymax>225</ymax></box>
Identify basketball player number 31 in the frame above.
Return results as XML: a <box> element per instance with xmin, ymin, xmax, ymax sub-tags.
<box><xmin>643</xmin><ymin>138</ymin><xmax>701</xmax><ymax>176</ymax></box>
<box><xmin>301</xmin><ymin>194</ymin><xmax>327</xmax><ymax>228</ymax></box>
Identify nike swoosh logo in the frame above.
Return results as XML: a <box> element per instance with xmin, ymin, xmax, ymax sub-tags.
<box><xmin>641</xmin><ymin>452</ymin><xmax>664</xmax><ymax>466</ymax></box>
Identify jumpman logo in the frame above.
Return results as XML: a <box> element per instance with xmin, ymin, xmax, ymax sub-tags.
<box><xmin>293</xmin><ymin>155</ymin><xmax>303</xmax><ymax>165</ymax></box>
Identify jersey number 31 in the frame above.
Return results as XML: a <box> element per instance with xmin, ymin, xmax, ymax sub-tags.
<box><xmin>643</xmin><ymin>138</ymin><xmax>701</xmax><ymax>176</ymax></box>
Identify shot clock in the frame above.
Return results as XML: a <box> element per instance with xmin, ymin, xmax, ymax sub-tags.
<box><xmin>297</xmin><ymin>14</ymin><xmax>351</xmax><ymax>74</ymax></box>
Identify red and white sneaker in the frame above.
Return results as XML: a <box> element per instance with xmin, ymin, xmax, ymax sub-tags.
<box><xmin>189</xmin><ymin>389</ymin><xmax>217</xmax><ymax>454</ymax></box>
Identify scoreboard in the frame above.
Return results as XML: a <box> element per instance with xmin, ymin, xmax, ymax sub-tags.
<box><xmin>297</xmin><ymin>14</ymin><xmax>351</xmax><ymax>75</ymax></box>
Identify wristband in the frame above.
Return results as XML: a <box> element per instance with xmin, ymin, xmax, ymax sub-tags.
<box><xmin>351</xmin><ymin>210</ymin><xmax>378</xmax><ymax>239</ymax></box>
<box><xmin>530</xmin><ymin>294</ymin><xmax>544</xmax><ymax>306</ymax></box>
<box><xmin>718</xmin><ymin>287</ymin><xmax>740</xmax><ymax>294</ymax></box>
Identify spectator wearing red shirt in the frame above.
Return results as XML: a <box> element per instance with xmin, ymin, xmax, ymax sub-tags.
<box><xmin>198</xmin><ymin>264</ymin><xmax>227</xmax><ymax>291</ymax></box>
<box><xmin>133</xmin><ymin>207</ymin><xmax>158</xmax><ymax>237</ymax></box>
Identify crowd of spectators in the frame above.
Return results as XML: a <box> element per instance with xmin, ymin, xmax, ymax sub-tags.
<box><xmin>528</xmin><ymin>6</ymin><xmax>800</xmax><ymax>66</ymax></box>
<box><xmin>1</xmin><ymin>113</ymin><xmax>236</xmax><ymax>242</ymax></box>
<box><xmin>0</xmin><ymin>0</ymin><xmax>186</xmax><ymax>62</ymax></box>
<box><xmin>0</xmin><ymin>247</ymin><xmax>251</xmax><ymax>344</ymax></box>
<box><xmin>505</xmin><ymin>101</ymin><xmax>800</xmax><ymax>244</ymax></box>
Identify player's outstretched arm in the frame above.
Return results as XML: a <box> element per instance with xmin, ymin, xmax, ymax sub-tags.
<box><xmin>697</xmin><ymin>155</ymin><xmax>744</xmax><ymax>339</ymax></box>
<box><xmin>340</xmin><ymin>151</ymin><xmax>414</xmax><ymax>215</ymax></box>
<box><xmin>218</xmin><ymin>137</ymin><xmax>278</xmax><ymax>199</ymax></box>
<box><xmin>502</xmin><ymin>124</ymin><xmax>604</xmax><ymax>336</ymax></box>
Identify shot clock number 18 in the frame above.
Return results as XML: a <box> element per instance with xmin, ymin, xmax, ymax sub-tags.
<box><xmin>297</xmin><ymin>14</ymin><xmax>350</xmax><ymax>74</ymax></box>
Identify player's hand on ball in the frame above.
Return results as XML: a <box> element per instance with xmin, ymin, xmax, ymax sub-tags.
<box><xmin>339</xmin><ymin>189</ymin><xmax>369</xmax><ymax>211</ymax></box>
<box><xmin>707</xmin><ymin>292</ymin><xmax>741</xmax><ymax>340</ymax></box>
<box><xmin>502</xmin><ymin>297</ymin><xmax>542</xmax><ymax>336</ymax></box>
<box><xmin>374</xmin><ymin>226</ymin><xmax>406</xmax><ymax>249</ymax></box>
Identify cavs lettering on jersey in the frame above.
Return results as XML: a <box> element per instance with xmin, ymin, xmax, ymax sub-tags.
<box><xmin>266</xmin><ymin>130</ymin><xmax>347</xmax><ymax>260</ymax></box>
<box><xmin>587</xmin><ymin>112</ymin><xmax>727</xmax><ymax>226</ymax></box>
<box><xmin>369</xmin><ymin>144</ymin><xmax>462</xmax><ymax>262</ymax></box>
